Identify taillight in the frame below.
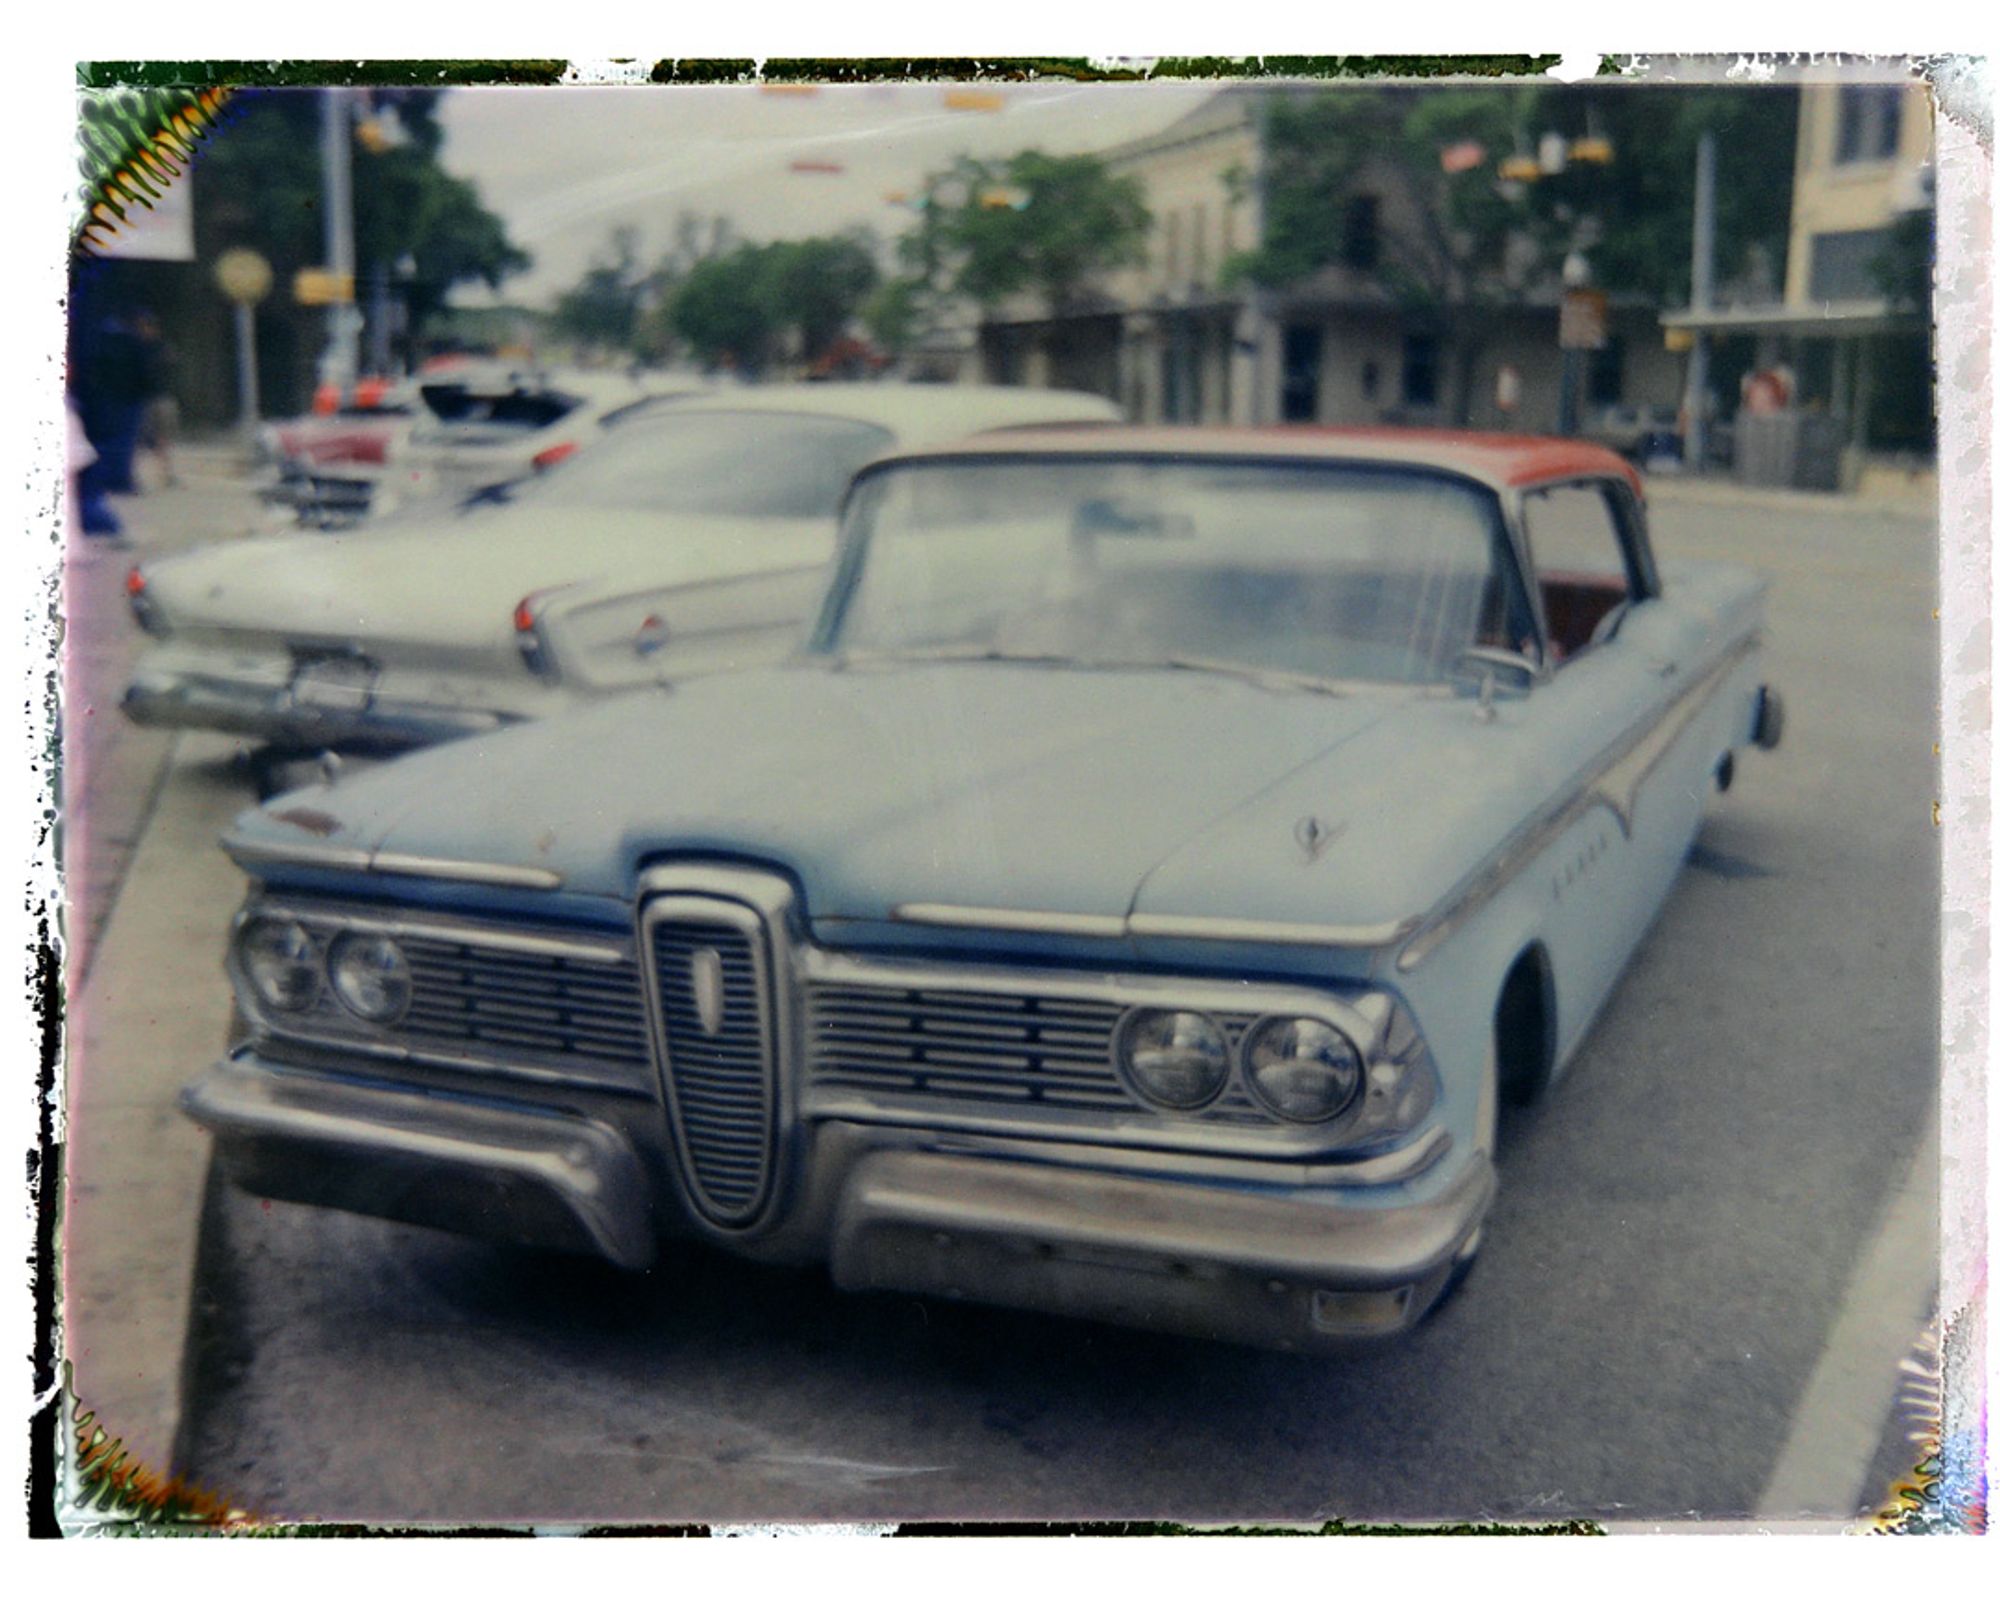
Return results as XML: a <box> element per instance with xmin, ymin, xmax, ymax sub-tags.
<box><xmin>513</xmin><ymin>588</ymin><xmax>565</xmax><ymax>681</ymax></box>
<box><xmin>530</xmin><ymin>441</ymin><xmax>578</xmax><ymax>473</ymax></box>
<box><xmin>125</xmin><ymin>566</ymin><xmax>165</xmax><ymax>635</ymax></box>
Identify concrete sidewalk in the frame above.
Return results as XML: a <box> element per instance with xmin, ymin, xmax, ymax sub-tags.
<box><xmin>62</xmin><ymin>730</ymin><xmax>248</xmax><ymax>1491</ymax></box>
<box><xmin>1645</xmin><ymin>471</ymin><xmax>1937</xmax><ymax>521</ymax></box>
<box><xmin>59</xmin><ymin>470</ymin><xmax>268</xmax><ymax>1500</ymax></box>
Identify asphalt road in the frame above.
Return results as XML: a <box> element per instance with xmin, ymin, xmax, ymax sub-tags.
<box><xmin>90</xmin><ymin>478</ymin><xmax>1942</xmax><ymax>1527</ymax></box>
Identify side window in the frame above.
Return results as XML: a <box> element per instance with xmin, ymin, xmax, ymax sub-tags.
<box><xmin>1522</xmin><ymin>482</ymin><xmax>1635</xmax><ymax>662</ymax></box>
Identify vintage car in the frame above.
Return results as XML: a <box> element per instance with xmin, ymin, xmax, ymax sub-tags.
<box><xmin>257</xmin><ymin>365</ymin><xmax>703</xmax><ymax>527</ymax></box>
<box><xmin>182</xmin><ymin>427</ymin><xmax>1783</xmax><ymax>1352</ymax></box>
<box><xmin>123</xmin><ymin>384</ymin><xmax>1121</xmax><ymax>781</ymax></box>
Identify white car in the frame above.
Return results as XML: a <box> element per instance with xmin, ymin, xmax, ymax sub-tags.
<box><xmin>263</xmin><ymin>365</ymin><xmax>707</xmax><ymax>526</ymax></box>
<box><xmin>123</xmin><ymin>384</ymin><xmax>1121</xmax><ymax>770</ymax></box>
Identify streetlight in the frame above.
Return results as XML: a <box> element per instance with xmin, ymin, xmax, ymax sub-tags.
<box><xmin>213</xmin><ymin>246</ymin><xmax>272</xmax><ymax>433</ymax></box>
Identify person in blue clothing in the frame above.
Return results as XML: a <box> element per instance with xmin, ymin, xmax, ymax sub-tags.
<box><xmin>73</xmin><ymin>309</ymin><xmax>165</xmax><ymax>537</ymax></box>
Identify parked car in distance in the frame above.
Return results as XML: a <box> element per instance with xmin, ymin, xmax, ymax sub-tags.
<box><xmin>261</xmin><ymin>364</ymin><xmax>704</xmax><ymax>527</ymax></box>
<box><xmin>184</xmin><ymin>427</ymin><xmax>1783</xmax><ymax>1353</ymax></box>
<box><xmin>123</xmin><ymin>384</ymin><xmax>1123</xmax><ymax>779</ymax></box>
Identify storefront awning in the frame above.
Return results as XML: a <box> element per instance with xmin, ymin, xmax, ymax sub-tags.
<box><xmin>1661</xmin><ymin>298</ymin><xmax>1925</xmax><ymax>337</ymax></box>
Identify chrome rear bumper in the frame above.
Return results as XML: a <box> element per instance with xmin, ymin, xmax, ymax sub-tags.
<box><xmin>123</xmin><ymin>669</ymin><xmax>507</xmax><ymax>752</ymax></box>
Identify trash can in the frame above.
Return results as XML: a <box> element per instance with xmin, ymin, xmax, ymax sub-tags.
<box><xmin>1734</xmin><ymin>410</ymin><xmax>1848</xmax><ymax>492</ymax></box>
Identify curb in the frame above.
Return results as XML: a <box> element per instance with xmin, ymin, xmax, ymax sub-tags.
<box><xmin>1645</xmin><ymin>476</ymin><xmax>1936</xmax><ymax>521</ymax></box>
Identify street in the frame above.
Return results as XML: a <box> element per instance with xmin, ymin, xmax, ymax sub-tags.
<box><xmin>61</xmin><ymin>460</ymin><xmax>1944</xmax><ymax>1526</ymax></box>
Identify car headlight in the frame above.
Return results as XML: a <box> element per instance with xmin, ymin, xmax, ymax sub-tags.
<box><xmin>237</xmin><ymin>918</ymin><xmax>321</xmax><ymax>1013</ymax></box>
<box><xmin>1242</xmin><ymin>1016</ymin><xmax>1365</xmax><ymax>1124</ymax></box>
<box><xmin>327</xmin><ymin>932</ymin><xmax>413</xmax><ymax>1024</ymax></box>
<box><xmin>1115</xmin><ymin>1008</ymin><xmax>1229</xmax><ymax>1111</ymax></box>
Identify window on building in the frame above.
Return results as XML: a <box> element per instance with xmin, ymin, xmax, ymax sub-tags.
<box><xmin>1401</xmin><ymin>333</ymin><xmax>1439</xmax><ymax>409</ymax></box>
<box><xmin>1808</xmin><ymin>227</ymin><xmax>1894</xmax><ymax>301</ymax></box>
<box><xmin>1835</xmin><ymin>86</ymin><xmax>1903</xmax><ymax>164</ymax></box>
<box><xmin>1342</xmin><ymin>195</ymin><xmax>1381</xmax><ymax>271</ymax></box>
<box><xmin>1191</xmin><ymin>202</ymin><xmax>1209</xmax><ymax>283</ymax></box>
<box><xmin>1587</xmin><ymin>335</ymin><xmax>1625</xmax><ymax>407</ymax></box>
<box><xmin>1280</xmin><ymin>326</ymin><xmax>1322</xmax><ymax>422</ymax></box>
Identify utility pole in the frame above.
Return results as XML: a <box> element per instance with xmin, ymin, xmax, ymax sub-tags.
<box><xmin>319</xmin><ymin>88</ymin><xmax>362</xmax><ymax>390</ymax></box>
<box><xmin>1684</xmin><ymin>130</ymin><xmax>1717</xmax><ymax>472</ymax></box>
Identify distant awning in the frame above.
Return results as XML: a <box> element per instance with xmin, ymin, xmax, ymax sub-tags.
<box><xmin>1660</xmin><ymin>298</ymin><xmax>1925</xmax><ymax>337</ymax></box>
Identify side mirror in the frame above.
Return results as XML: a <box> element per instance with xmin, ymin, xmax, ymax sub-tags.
<box><xmin>1453</xmin><ymin>645</ymin><xmax>1539</xmax><ymax>720</ymax></box>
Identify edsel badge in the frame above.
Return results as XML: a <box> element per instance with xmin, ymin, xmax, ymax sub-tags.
<box><xmin>689</xmin><ymin>946</ymin><xmax>726</xmax><ymax>1037</ymax></box>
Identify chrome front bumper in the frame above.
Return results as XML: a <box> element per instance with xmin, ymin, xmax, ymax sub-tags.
<box><xmin>185</xmin><ymin>1052</ymin><xmax>1492</xmax><ymax>1351</ymax></box>
<box><xmin>182</xmin><ymin>1060</ymin><xmax>659</xmax><ymax>1269</ymax></box>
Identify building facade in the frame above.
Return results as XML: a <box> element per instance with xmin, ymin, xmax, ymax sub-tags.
<box><xmin>973</xmin><ymin>87</ymin><xmax>1684</xmax><ymax>441</ymax></box>
<box><xmin>1664</xmin><ymin>72</ymin><xmax>1935</xmax><ymax>485</ymax></box>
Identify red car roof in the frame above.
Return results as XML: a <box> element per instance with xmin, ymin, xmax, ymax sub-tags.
<box><xmin>891</xmin><ymin>423</ymin><xmax>1644</xmax><ymax>496</ymax></box>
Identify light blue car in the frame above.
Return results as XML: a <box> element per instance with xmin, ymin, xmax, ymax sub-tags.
<box><xmin>184</xmin><ymin>426</ymin><xmax>1783</xmax><ymax>1352</ymax></box>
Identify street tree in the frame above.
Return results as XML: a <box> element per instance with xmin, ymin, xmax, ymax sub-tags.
<box><xmin>1232</xmin><ymin>87</ymin><xmax>1534</xmax><ymax>426</ymax></box>
<box><xmin>900</xmin><ymin>150</ymin><xmax>1150</xmax><ymax>313</ymax></box>
<box><xmin>670</xmin><ymin>233</ymin><xmax>880</xmax><ymax>373</ymax></box>
<box><xmin>190</xmin><ymin>88</ymin><xmax>527</xmax><ymax>374</ymax></box>
<box><xmin>551</xmin><ymin>226</ymin><xmax>645</xmax><ymax>357</ymax></box>
<box><xmin>1234</xmin><ymin>85</ymin><xmax>1801</xmax><ymax>425</ymax></box>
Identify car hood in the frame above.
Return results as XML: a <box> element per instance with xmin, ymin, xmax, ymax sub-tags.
<box><xmin>238</xmin><ymin>661</ymin><xmax>1554</xmax><ymax>943</ymax></box>
<box><xmin>147</xmin><ymin>507</ymin><xmax>828</xmax><ymax>656</ymax></box>
<box><xmin>238</xmin><ymin>663</ymin><xmax>1481</xmax><ymax>927</ymax></box>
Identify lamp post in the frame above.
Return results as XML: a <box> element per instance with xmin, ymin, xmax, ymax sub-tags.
<box><xmin>213</xmin><ymin>247</ymin><xmax>272</xmax><ymax>433</ymax></box>
<box><xmin>1557</xmin><ymin>248</ymin><xmax>1592</xmax><ymax>437</ymax></box>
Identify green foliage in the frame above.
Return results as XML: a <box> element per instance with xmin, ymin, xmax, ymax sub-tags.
<box><xmin>191</xmin><ymin>88</ymin><xmax>528</xmax><ymax>346</ymax></box>
<box><xmin>1243</xmin><ymin>88</ymin><xmax>1527</xmax><ymax>307</ymax></box>
<box><xmin>1242</xmin><ymin>84</ymin><xmax>1799</xmax><ymax>310</ymax></box>
<box><xmin>901</xmin><ymin>149</ymin><xmax>1150</xmax><ymax>311</ymax></box>
<box><xmin>669</xmin><ymin>233</ymin><xmax>880</xmax><ymax>371</ymax></box>
<box><xmin>552</xmin><ymin>226</ymin><xmax>644</xmax><ymax>354</ymax></box>
<box><xmin>1526</xmin><ymin>86</ymin><xmax>1798</xmax><ymax>304</ymax></box>
<box><xmin>862</xmin><ymin>275</ymin><xmax>930</xmax><ymax>356</ymax></box>
<box><xmin>1870</xmin><ymin>206</ymin><xmax>1933</xmax><ymax>311</ymax></box>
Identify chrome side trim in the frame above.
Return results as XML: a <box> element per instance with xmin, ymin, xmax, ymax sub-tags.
<box><xmin>1128</xmin><ymin>913</ymin><xmax>1419</xmax><ymax>949</ymax></box>
<box><xmin>246</xmin><ymin>899</ymin><xmax>631</xmax><ymax>965</ymax></box>
<box><xmin>890</xmin><ymin>902</ymin><xmax>1127</xmax><ymax>940</ymax></box>
<box><xmin>1396</xmin><ymin>634</ymin><xmax>1757</xmax><ymax>973</ymax></box>
<box><xmin>370</xmin><ymin>853</ymin><xmax>565</xmax><ymax>890</ymax></box>
<box><xmin>887</xmin><ymin>903</ymin><xmax>1416</xmax><ymax>952</ymax></box>
<box><xmin>224</xmin><ymin>838</ymin><xmax>373</xmax><ymax>875</ymax></box>
<box><xmin>225</xmin><ymin>833</ymin><xmax>563</xmax><ymax>891</ymax></box>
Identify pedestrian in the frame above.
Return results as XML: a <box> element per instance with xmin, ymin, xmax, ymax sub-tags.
<box><xmin>68</xmin><ymin>393</ymin><xmax>127</xmax><ymax>544</ymax></box>
<box><xmin>74</xmin><ymin>309</ymin><xmax>159</xmax><ymax>504</ymax></box>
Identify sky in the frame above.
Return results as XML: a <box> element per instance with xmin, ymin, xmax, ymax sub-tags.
<box><xmin>435</xmin><ymin>81</ymin><xmax>1221</xmax><ymax>309</ymax></box>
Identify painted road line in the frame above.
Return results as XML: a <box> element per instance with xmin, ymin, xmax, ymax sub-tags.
<box><xmin>1755</xmin><ymin>1110</ymin><xmax>1939</xmax><ymax>1519</ymax></box>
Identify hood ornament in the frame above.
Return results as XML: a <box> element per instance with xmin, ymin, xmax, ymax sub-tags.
<box><xmin>689</xmin><ymin>947</ymin><xmax>727</xmax><ymax>1037</ymax></box>
<box><xmin>1294</xmin><ymin>814</ymin><xmax>1343</xmax><ymax>862</ymax></box>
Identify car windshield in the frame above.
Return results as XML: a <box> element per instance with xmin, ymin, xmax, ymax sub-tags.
<box><xmin>817</xmin><ymin>457</ymin><xmax>1528</xmax><ymax>688</ymax></box>
<box><xmin>504</xmin><ymin>409</ymin><xmax>896</xmax><ymax>519</ymax></box>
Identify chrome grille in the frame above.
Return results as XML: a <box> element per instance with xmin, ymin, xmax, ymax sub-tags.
<box><xmin>646</xmin><ymin>905</ymin><xmax>778</xmax><ymax>1225</ymax></box>
<box><xmin>806</xmin><ymin>984</ymin><xmax>1273</xmax><ymax>1124</ymax></box>
<box><xmin>397</xmin><ymin>937</ymin><xmax>652</xmax><ymax>1073</ymax></box>
<box><xmin>248</xmin><ymin>908</ymin><xmax>654</xmax><ymax>1092</ymax></box>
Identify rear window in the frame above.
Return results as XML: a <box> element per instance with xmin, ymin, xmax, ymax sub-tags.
<box><xmin>420</xmin><ymin>385</ymin><xmax>579</xmax><ymax>431</ymax></box>
<box><xmin>509</xmin><ymin>410</ymin><xmax>895</xmax><ymax>519</ymax></box>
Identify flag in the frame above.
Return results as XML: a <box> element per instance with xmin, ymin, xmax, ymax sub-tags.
<box><xmin>1440</xmin><ymin>140</ymin><xmax>1487</xmax><ymax>175</ymax></box>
